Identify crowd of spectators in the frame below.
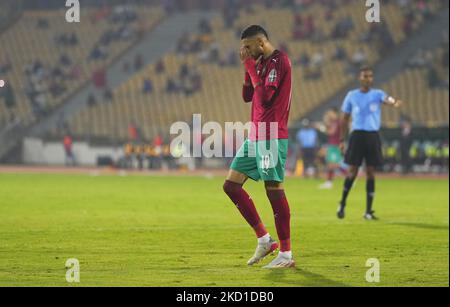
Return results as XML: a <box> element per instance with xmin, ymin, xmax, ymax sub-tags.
<box><xmin>165</xmin><ymin>63</ymin><xmax>203</xmax><ymax>96</ymax></box>
<box><xmin>0</xmin><ymin>4</ymin><xmax>148</xmax><ymax>130</ymax></box>
<box><xmin>88</xmin><ymin>5</ymin><xmax>142</xmax><ymax>62</ymax></box>
<box><xmin>406</xmin><ymin>31</ymin><xmax>449</xmax><ymax>89</ymax></box>
<box><xmin>281</xmin><ymin>0</ymin><xmax>445</xmax><ymax>80</ymax></box>
<box><xmin>23</xmin><ymin>58</ymin><xmax>75</xmax><ymax>120</ymax></box>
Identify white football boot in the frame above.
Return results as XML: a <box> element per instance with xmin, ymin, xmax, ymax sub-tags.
<box><xmin>262</xmin><ymin>252</ymin><xmax>296</xmax><ymax>269</ymax></box>
<box><xmin>247</xmin><ymin>238</ymin><xmax>279</xmax><ymax>266</ymax></box>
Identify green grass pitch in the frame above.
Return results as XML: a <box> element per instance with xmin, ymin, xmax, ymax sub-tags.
<box><xmin>0</xmin><ymin>173</ymin><xmax>448</xmax><ymax>287</ymax></box>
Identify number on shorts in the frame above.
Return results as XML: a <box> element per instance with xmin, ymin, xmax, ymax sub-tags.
<box><xmin>260</xmin><ymin>155</ymin><xmax>271</xmax><ymax>170</ymax></box>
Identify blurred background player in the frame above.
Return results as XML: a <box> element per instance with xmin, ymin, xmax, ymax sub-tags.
<box><xmin>338</xmin><ymin>66</ymin><xmax>403</xmax><ymax>220</ymax></box>
<box><xmin>296</xmin><ymin>118</ymin><xmax>318</xmax><ymax>179</ymax></box>
<box><xmin>63</xmin><ymin>133</ymin><xmax>76</xmax><ymax>167</ymax></box>
<box><xmin>318</xmin><ymin>107</ymin><xmax>347</xmax><ymax>189</ymax></box>
<box><xmin>223</xmin><ymin>25</ymin><xmax>294</xmax><ymax>269</ymax></box>
<box><xmin>400</xmin><ymin>118</ymin><xmax>413</xmax><ymax>175</ymax></box>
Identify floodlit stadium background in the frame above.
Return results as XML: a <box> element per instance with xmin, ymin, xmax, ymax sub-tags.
<box><xmin>0</xmin><ymin>0</ymin><xmax>448</xmax><ymax>173</ymax></box>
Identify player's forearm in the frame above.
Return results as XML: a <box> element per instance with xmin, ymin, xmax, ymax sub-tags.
<box><xmin>243</xmin><ymin>58</ymin><xmax>276</xmax><ymax>106</ymax></box>
<box><xmin>242</xmin><ymin>72</ymin><xmax>254</xmax><ymax>102</ymax></box>
<box><xmin>244</xmin><ymin>72</ymin><xmax>252</xmax><ymax>87</ymax></box>
<box><xmin>242</xmin><ymin>85</ymin><xmax>254</xmax><ymax>102</ymax></box>
<box><xmin>244</xmin><ymin>58</ymin><xmax>263</xmax><ymax>88</ymax></box>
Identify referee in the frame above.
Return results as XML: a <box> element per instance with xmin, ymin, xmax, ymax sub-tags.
<box><xmin>337</xmin><ymin>66</ymin><xmax>403</xmax><ymax>220</ymax></box>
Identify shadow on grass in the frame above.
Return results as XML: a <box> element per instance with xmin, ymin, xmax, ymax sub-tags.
<box><xmin>388</xmin><ymin>222</ymin><xmax>449</xmax><ymax>231</ymax></box>
<box><xmin>264</xmin><ymin>267</ymin><xmax>349</xmax><ymax>287</ymax></box>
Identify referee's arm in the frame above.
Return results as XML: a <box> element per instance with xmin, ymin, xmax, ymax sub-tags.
<box><xmin>383</xmin><ymin>96</ymin><xmax>404</xmax><ymax>108</ymax></box>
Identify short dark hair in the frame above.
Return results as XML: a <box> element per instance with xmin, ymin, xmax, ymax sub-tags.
<box><xmin>329</xmin><ymin>106</ymin><xmax>339</xmax><ymax>113</ymax></box>
<box><xmin>241</xmin><ymin>25</ymin><xmax>269</xmax><ymax>40</ymax></box>
<box><xmin>360</xmin><ymin>66</ymin><xmax>373</xmax><ymax>73</ymax></box>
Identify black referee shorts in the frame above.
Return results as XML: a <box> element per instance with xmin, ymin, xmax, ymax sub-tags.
<box><xmin>301</xmin><ymin>148</ymin><xmax>316</xmax><ymax>168</ymax></box>
<box><xmin>345</xmin><ymin>131</ymin><xmax>383</xmax><ymax>167</ymax></box>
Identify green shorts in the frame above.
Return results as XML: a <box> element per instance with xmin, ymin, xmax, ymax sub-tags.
<box><xmin>230</xmin><ymin>139</ymin><xmax>288</xmax><ymax>183</ymax></box>
<box><xmin>326</xmin><ymin>145</ymin><xmax>343</xmax><ymax>165</ymax></box>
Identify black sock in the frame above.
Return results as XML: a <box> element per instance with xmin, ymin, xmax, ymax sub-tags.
<box><xmin>340</xmin><ymin>177</ymin><xmax>356</xmax><ymax>206</ymax></box>
<box><xmin>366</xmin><ymin>179</ymin><xmax>375</xmax><ymax>213</ymax></box>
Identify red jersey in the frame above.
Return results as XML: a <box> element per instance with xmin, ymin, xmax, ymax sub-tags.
<box><xmin>248</xmin><ymin>50</ymin><xmax>292</xmax><ymax>141</ymax></box>
<box><xmin>327</xmin><ymin>119</ymin><xmax>341</xmax><ymax>145</ymax></box>
<box><xmin>63</xmin><ymin>136</ymin><xmax>73</xmax><ymax>151</ymax></box>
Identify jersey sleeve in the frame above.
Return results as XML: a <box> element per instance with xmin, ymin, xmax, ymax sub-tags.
<box><xmin>341</xmin><ymin>92</ymin><xmax>352</xmax><ymax>114</ymax></box>
<box><xmin>264</xmin><ymin>56</ymin><xmax>286</xmax><ymax>89</ymax></box>
<box><xmin>379</xmin><ymin>90</ymin><xmax>388</xmax><ymax>104</ymax></box>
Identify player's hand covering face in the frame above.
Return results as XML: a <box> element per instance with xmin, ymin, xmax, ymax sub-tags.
<box><xmin>240</xmin><ymin>37</ymin><xmax>264</xmax><ymax>62</ymax></box>
<box><xmin>240</xmin><ymin>46</ymin><xmax>252</xmax><ymax>63</ymax></box>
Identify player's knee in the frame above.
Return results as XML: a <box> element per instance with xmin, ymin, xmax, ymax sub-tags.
<box><xmin>266</xmin><ymin>189</ymin><xmax>290</xmax><ymax>215</ymax></box>
<box><xmin>266</xmin><ymin>188</ymin><xmax>286</xmax><ymax>198</ymax></box>
<box><xmin>265</xmin><ymin>181</ymin><xmax>283</xmax><ymax>190</ymax></box>
<box><xmin>223</xmin><ymin>181</ymin><xmax>231</xmax><ymax>195</ymax></box>
<box><xmin>223</xmin><ymin>180</ymin><xmax>241</xmax><ymax>196</ymax></box>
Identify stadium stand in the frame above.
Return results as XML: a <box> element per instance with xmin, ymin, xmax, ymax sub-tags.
<box><xmin>0</xmin><ymin>1</ymin><xmax>22</xmax><ymax>29</ymax></box>
<box><xmin>0</xmin><ymin>4</ymin><xmax>164</xmax><ymax>130</ymax></box>
<box><xmin>382</xmin><ymin>43</ymin><xmax>449</xmax><ymax>127</ymax></box>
